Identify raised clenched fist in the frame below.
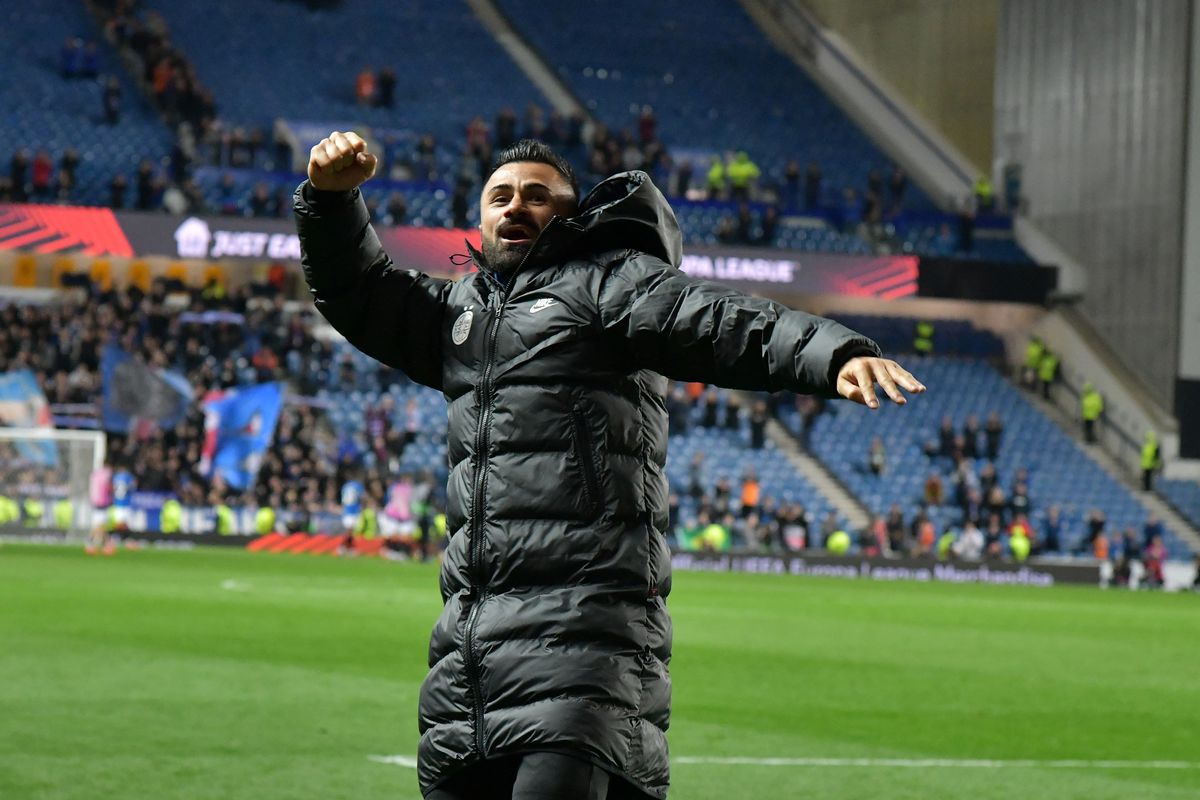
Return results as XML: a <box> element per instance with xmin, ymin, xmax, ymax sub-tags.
<box><xmin>307</xmin><ymin>130</ymin><xmax>378</xmax><ymax>192</ymax></box>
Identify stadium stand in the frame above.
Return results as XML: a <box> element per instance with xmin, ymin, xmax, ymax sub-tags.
<box><xmin>830</xmin><ymin>314</ymin><xmax>1006</xmax><ymax>360</ymax></box>
<box><xmin>0</xmin><ymin>274</ymin><xmax>1190</xmax><ymax>564</ymax></box>
<box><xmin>664</xmin><ymin>391</ymin><xmax>843</xmax><ymax>549</ymax></box>
<box><xmin>189</xmin><ymin>165</ymin><xmax>468</xmax><ymax>228</ymax></box>
<box><xmin>1158</xmin><ymin>479</ymin><xmax>1200</xmax><ymax>533</ymax></box>
<box><xmin>778</xmin><ymin>353</ymin><xmax>1191</xmax><ymax>559</ymax></box>
<box><xmin>142</xmin><ymin>0</ymin><xmax>545</xmax><ymax>180</ymax></box>
<box><xmin>892</xmin><ymin>217</ymin><xmax>1034</xmax><ymax>264</ymax></box>
<box><xmin>0</xmin><ymin>284</ymin><xmax>841</xmax><ymax>547</ymax></box>
<box><xmin>0</xmin><ymin>284</ymin><xmax>329</xmax><ymax>501</ymax></box>
<box><xmin>0</xmin><ymin>2</ymin><xmax>1035</xmax><ymax>263</ymax></box>
<box><xmin>0</xmin><ymin>4</ymin><xmax>1145</xmax><ymax>556</ymax></box>
<box><xmin>316</xmin><ymin>344</ymin><xmax>451</xmax><ymax>482</ymax></box>
<box><xmin>318</xmin><ymin>340</ymin><xmax>844</xmax><ymax>549</ymax></box>
<box><xmin>0</xmin><ymin>5</ymin><xmax>172</xmax><ymax>207</ymax></box>
<box><xmin>493</xmin><ymin>0</ymin><xmax>930</xmax><ymax>210</ymax></box>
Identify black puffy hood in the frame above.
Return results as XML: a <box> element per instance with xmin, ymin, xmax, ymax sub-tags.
<box><xmin>559</xmin><ymin>170</ymin><xmax>683</xmax><ymax>267</ymax></box>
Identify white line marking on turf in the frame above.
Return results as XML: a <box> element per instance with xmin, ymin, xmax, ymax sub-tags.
<box><xmin>369</xmin><ymin>754</ymin><xmax>1200</xmax><ymax>771</ymax></box>
<box><xmin>369</xmin><ymin>755</ymin><xmax>419</xmax><ymax>768</ymax></box>
<box><xmin>672</xmin><ymin>757</ymin><xmax>1200</xmax><ymax>770</ymax></box>
<box><xmin>219</xmin><ymin>579</ymin><xmax>251</xmax><ymax>592</ymax></box>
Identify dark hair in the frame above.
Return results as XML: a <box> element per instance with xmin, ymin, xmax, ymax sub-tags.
<box><xmin>491</xmin><ymin>139</ymin><xmax>579</xmax><ymax>203</ymax></box>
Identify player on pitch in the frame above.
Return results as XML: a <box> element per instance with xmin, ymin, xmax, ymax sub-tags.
<box><xmin>294</xmin><ymin>131</ymin><xmax>924</xmax><ymax>799</ymax></box>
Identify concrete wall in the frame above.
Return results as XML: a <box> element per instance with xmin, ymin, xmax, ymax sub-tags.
<box><xmin>803</xmin><ymin>0</ymin><xmax>998</xmax><ymax>172</ymax></box>
<box><xmin>1178</xmin><ymin>0</ymin><xmax>1200</xmax><ymax>456</ymax></box>
<box><xmin>994</xmin><ymin>0</ymin><xmax>1190</xmax><ymax>410</ymax></box>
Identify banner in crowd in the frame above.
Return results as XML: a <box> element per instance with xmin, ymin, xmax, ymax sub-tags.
<box><xmin>0</xmin><ymin>204</ymin><xmax>929</xmax><ymax>300</ymax></box>
<box><xmin>100</xmin><ymin>345</ymin><xmax>193</xmax><ymax>434</ymax></box>
<box><xmin>199</xmin><ymin>382</ymin><xmax>283</xmax><ymax>490</ymax></box>
<box><xmin>1</xmin><ymin>200</ymin><xmax>1067</xmax><ymax>302</ymax></box>
<box><xmin>0</xmin><ymin>369</ymin><xmax>57</xmax><ymax>464</ymax></box>
<box><xmin>121</xmin><ymin>210</ymin><xmax>482</xmax><ymax>273</ymax></box>
<box><xmin>680</xmin><ymin>247</ymin><xmax>919</xmax><ymax>299</ymax></box>
<box><xmin>0</xmin><ymin>203</ymin><xmax>134</xmax><ymax>257</ymax></box>
<box><xmin>0</xmin><ymin>370</ymin><xmax>53</xmax><ymax>428</ymax></box>
<box><xmin>671</xmin><ymin>551</ymin><xmax>1102</xmax><ymax>587</ymax></box>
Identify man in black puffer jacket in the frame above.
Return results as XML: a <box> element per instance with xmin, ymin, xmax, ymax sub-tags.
<box><xmin>294</xmin><ymin>133</ymin><xmax>924</xmax><ymax>800</ymax></box>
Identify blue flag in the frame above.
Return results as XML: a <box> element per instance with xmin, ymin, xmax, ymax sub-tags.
<box><xmin>201</xmin><ymin>383</ymin><xmax>283</xmax><ymax>491</ymax></box>
<box><xmin>101</xmin><ymin>345</ymin><xmax>193</xmax><ymax>433</ymax></box>
<box><xmin>0</xmin><ymin>370</ymin><xmax>56</xmax><ymax>464</ymax></box>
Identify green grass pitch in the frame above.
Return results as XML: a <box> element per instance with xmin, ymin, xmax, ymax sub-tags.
<box><xmin>1</xmin><ymin>543</ymin><xmax>1198</xmax><ymax>799</ymax></box>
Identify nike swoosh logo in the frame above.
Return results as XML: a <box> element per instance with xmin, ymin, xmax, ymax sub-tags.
<box><xmin>530</xmin><ymin>299</ymin><xmax>558</xmax><ymax>313</ymax></box>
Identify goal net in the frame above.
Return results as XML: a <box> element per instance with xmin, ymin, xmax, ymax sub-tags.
<box><xmin>0</xmin><ymin>428</ymin><xmax>106</xmax><ymax>539</ymax></box>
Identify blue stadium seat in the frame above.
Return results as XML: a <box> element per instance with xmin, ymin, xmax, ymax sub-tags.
<box><xmin>1158</xmin><ymin>479</ymin><xmax>1200</xmax><ymax>535</ymax></box>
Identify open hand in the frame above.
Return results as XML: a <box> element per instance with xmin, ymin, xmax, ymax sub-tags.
<box><xmin>307</xmin><ymin>130</ymin><xmax>378</xmax><ymax>192</ymax></box>
<box><xmin>836</xmin><ymin>356</ymin><xmax>925</xmax><ymax>409</ymax></box>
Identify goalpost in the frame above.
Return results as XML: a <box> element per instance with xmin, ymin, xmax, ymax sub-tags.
<box><xmin>0</xmin><ymin>428</ymin><xmax>106</xmax><ymax>539</ymax></box>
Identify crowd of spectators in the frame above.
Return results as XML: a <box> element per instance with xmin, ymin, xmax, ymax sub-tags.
<box><xmin>0</xmin><ymin>278</ymin><xmax>461</xmax><ymax>542</ymax></box>
<box><xmin>5</xmin><ymin>0</ymin><xmax>996</xmax><ymax>273</ymax></box>
<box><xmin>59</xmin><ymin>36</ymin><xmax>102</xmax><ymax>80</ymax></box>
<box><xmin>669</xmin><ymin>458</ymin><xmax>835</xmax><ymax>553</ymax></box>
<box><xmin>91</xmin><ymin>0</ymin><xmax>294</xmax><ymax>211</ymax></box>
<box><xmin>0</xmin><ymin>280</ymin><xmax>324</xmax><ymax>498</ymax></box>
<box><xmin>353</xmin><ymin>65</ymin><xmax>398</xmax><ymax>109</ymax></box>
<box><xmin>867</xmin><ymin>410</ymin><xmax>1042</xmax><ymax>559</ymax></box>
<box><xmin>660</xmin><ymin>383</ymin><xmax>836</xmax><ymax>551</ymax></box>
<box><xmin>848</xmin><ymin>400</ymin><xmax>1167</xmax><ymax>572</ymax></box>
<box><xmin>1</xmin><ymin>149</ymin><xmax>81</xmax><ymax>205</ymax></box>
<box><xmin>0</xmin><ymin>282</ymin><xmax>1184</xmax><ymax>576</ymax></box>
<box><xmin>96</xmin><ymin>0</ymin><xmax>217</xmax><ymax>135</ymax></box>
<box><xmin>0</xmin><ymin>284</ymin><xmax>789</xmax><ymax>547</ymax></box>
<box><xmin>10</xmin><ymin>28</ymin><xmax>934</xmax><ymax>255</ymax></box>
<box><xmin>663</xmin><ymin>384</ymin><xmax>770</xmax><ymax>449</ymax></box>
<box><xmin>662</xmin><ymin>388</ymin><xmax>1098</xmax><ymax>563</ymax></box>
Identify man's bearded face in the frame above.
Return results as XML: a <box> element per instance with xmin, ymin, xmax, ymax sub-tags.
<box><xmin>479</xmin><ymin>162</ymin><xmax>577</xmax><ymax>273</ymax></box>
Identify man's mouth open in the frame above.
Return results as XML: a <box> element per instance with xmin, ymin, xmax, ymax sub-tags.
<box><xmin>499</xmin><ymin>224</ymin><xmax>535</xmax><ymax>246</ymax></box>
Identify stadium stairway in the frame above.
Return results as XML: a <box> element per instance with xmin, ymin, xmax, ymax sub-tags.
<box><xmin>746</xmin><ymin>391</ymin><xmax>871</xmax><ymax>532</ymax></box>
<box><xmin>0</xmin><ymin>5</ymin><xmax>174</xmax><ymax>207</ymax></box>
<box><xmin>1022</xmin><ymin>383</ymin><xmax>1200</xmax><ymax>555</ymax></box>
<box><xmin>148</xmin><ymin>0</ymin><xmax>548</xmax><ymax>174</ymax></box>
<box><xmin>463</xmin><ymin>0</ymin><xmax>585</xmax><ymax>117</ymax></box>
<box><xmin>1159</xmin><ymin>478</ymin><xmax>1200</xmax><ymax>533</ymax></box>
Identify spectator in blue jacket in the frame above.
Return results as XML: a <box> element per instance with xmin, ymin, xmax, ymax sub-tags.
<box><xmin>60</xmin><ymin>37</ymin><xmax>83</xmax><ymax>78</ymax></box>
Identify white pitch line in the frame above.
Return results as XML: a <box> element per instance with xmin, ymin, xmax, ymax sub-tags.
<box><xmin>673</xmin><ymin>757</ymin><xmax>1200</xmax><ymax>770</ymax></box>
<box><xmin>369</xmin><ymin>755</ymin><xmax>1200</xmax><ymax>771</ymax></box>
<box><xmin>369</xmin><ymin>755</ymin><xmax>419</xmax><ymax>768</ymax></box>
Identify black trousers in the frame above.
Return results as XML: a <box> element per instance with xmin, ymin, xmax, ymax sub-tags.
<box><xmin>426</xmin><ymin>751</ymin><xmax>640</xmax><ymax>800</ymax></box>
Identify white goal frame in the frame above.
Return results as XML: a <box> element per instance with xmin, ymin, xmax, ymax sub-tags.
<box><xmin>0</xmin><ymin>428</ymin><xmax>106</xmax><ymax>535</ymax></box>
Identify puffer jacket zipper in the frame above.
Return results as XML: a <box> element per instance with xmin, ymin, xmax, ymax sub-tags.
<box><xmin>570</xmin><ymin>404</ymin><xmax>602</xmax><ymax>517</ymax></box>
<box><xmin>462</xmin><ymin>221</ymin><xmax>558</xmax><ymax>757</ymax></box>
<box><xmin>463</xmin><ymin>288</ymin><xmax>502</xmax><ymax>757</ymax></box>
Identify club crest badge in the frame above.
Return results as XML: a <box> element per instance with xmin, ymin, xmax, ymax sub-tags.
<box><xmin>451</xmin><ymin>310</ymin><xmax>473</xmax><ymax>345</ymax></box>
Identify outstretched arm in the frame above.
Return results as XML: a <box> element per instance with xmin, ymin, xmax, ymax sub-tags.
<box><xmin>294</xmin><ymin>131</ymin><xmax>449</xmax><ymax>390</ymax></box>
<box><xmin>597</xmin><ymin>251</ymin><xmax>924</xmax><ymax>406</ymax></box>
